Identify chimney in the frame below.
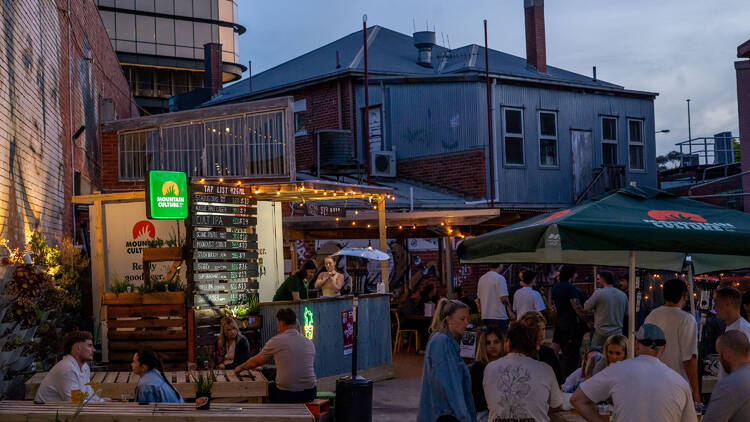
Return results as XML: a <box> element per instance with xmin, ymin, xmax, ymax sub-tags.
<box><xmin>524</xmin><ymin>0</ymin><xmax>546</xmax><ymax>73</ymax></box>
<box><xmin>247</xmin><ymin>60</ymin><xmax>252</xmax><ymax>92</ymax></box>
<box><xmin>413</xmin><ymin>31</ymin><xmax>436</xmax><ymax>67</ymax></box>
<box><xmin>204</xmin><ymin>42</ymin><xmax>223</xmax><ymax>96</ymax></box>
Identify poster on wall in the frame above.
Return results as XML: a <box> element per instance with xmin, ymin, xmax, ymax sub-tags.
<box><xmin>101</xmin><ymin>202</ymin><xmax>187</xmax><ymax>289</ymax></box>
<box><xmin>341</xmin><ymin>310</ymin><xmax>354</xmax><ymax>355</ymax></box>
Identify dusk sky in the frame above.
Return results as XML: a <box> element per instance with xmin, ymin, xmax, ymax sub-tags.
<box><xmin>235</xmin><ymin>0</ymin><xmax>750</xmax><ymax>156</ymax></box>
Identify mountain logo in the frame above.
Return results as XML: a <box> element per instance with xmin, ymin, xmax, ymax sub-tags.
<box><xmin>132</xmin><ymin>220</ymin><xmax>156</xmax><ymax>240</ymax></box>
<box><xmin>161</xmin><ymin>181</ymin><xmax>179</xmax><ymax>196</ymax></box>
<box><xmin>647</xmin><ymin>210</ymin><xmax>707</xmax><ymax>223</ymax></box>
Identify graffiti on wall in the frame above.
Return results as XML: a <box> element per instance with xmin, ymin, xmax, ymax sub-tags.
<box><xmin>0</xmin><ymin>0</ymin><xmax>65</xmax><ymax>247</ymax></box>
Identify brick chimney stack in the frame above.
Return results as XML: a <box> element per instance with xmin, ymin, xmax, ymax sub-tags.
<box><xmin>204</xmin><ymin>43</ymin><xmax>223</xmax><ymax>96</ymax></box>
<box><xmin>524</xmin><ymin>0</ymin><xmax>546</xmax><ymax>73</ymax></box>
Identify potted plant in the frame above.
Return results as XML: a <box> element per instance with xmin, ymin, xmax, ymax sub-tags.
<box><xmin>244</xmin><ymin>293</ymin><xmax>262</xmax><ymax>330</ymax></box>
<box><xmin>189</xmin><ymin>370</ymin><xmax>215</xmax><ymax>410</ymax></box>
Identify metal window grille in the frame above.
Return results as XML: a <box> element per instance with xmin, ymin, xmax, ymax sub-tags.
<box><xmin>118</xmin><ymin>130</ymin><xmax>158</xmax><ymax>181</ymax></box>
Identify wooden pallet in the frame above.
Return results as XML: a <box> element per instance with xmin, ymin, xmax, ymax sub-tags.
<box><xmin>25</xmin><ymin>369</ymin><xmax>268</xmax><ymax>401</ymax></box>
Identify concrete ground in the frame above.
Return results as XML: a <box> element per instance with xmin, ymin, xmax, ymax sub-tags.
<box><xmin>372</xmin><ymin>352</ymin><xmax>423</xmax><ymax>421</ymax></box>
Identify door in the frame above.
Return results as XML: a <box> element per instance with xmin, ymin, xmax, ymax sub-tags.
<box><xmin>571</xmin><ymin>130</ymin><xmax>594</xmax><ymax>200</ymax></box>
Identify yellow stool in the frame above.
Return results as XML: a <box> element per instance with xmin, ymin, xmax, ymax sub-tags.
<box><xmin>391</xmin><ymin>310</ymin><xmax>420</xmax><ymax>354</ymax></box>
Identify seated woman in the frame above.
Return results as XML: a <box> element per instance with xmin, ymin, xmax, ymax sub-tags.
<box><xmin>470</xmin><ymin>326</ymin><xmax>504</xmax><ymax>422</ymax></box>
<box><xmin>214</xmin><ymin>317</ymin><xmax>251</xmax><ymax>370</ymax></box>
<box><xmin>314</xmin><ymin>256</ymin><xmax>344</xmax><ymax>297</ymax></box>
<box><xmin>592</xmin><ymin>334</ymin><xmax>627</xmax><ymax>375</ymax></box>
<box><xmin>131</xmin><ymin>349</ymin><xmax>184</xmax><ymax>403</ymax></box>
<box><xmin>561</xmin><ymin>346</ymin><xmax>603</xmax><ymax>393</ymax></box>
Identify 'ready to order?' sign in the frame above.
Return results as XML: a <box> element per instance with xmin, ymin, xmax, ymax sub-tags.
<box><xmin>146</xmin><ymin>170</ymin><xmax>188</xmax><ymax>219</ymax></box>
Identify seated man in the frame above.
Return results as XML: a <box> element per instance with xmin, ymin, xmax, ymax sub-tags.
<box><xmin>234</xmin><ymin>308</ymin><xmax>316</xmax><ymax>403</ymax></box>
<box><xmin>703</xmin><ymin>330</ymin><xmax>750</xmax><ymax>422</ymax></box>
<box><xmin>34</xmin><ymin>331</ymin><xmax>100</xmax><ymax>403</ymax></box>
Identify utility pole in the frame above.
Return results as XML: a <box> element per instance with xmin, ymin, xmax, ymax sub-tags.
<box><xmin>484</xmin><ymin>20</ymin><xmax>494</xmax><ymax>207</ymax></box>
<box><xmin>686</xmin><ymin>99</ymin><xmax>692</xmax><ymax>142</ymax></box>
<box><xmin>363</xmin><ymin>15</ymin><xmax>370</xmax><ymax>184</ymax></box>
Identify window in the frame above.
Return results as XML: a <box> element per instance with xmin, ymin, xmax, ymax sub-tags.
<box><xmin>136</xmin><ymin>15</ymin><xmax>155</xmax><ymax>43</ymax></box>
<box><xmin>174</xmin><ymin>20</ymin><xmax>193</xmax><ymax>47</ymax></box>
<box><xmin>628</xmin><ymin>119</ymin><xmax>645</xmax><ymax>170</ymax></box>
<box><xmin>294</xmin><ymin>99</ymin><xmax>307</xmax><ymax>136</ymax></box>
<box><xmin>174</xmin><ymin>0</ymin><xmax>193</xmax><ymax>17</ymax></box>
<box><xmin>115</xmin><ymin>12</ymin><xmax>136</xmax><ymax>41</ymax></box>
<box><xmin>135</xmin><ymin>0</ymin><xmax>155</xmax><ymax>12</ymax></box>
<box><xmin>100</xmin><ymin>11</ymin><xmax>115</xmax><ymax>39</ymax></box>
<box><xmin>503</xmin><ymin>108</ymin><xmax>524</xmax><ymax>165</ymax></box>
<box><xmin>154</xmin><ymin>0</ymin><xmax>173</xmax><ymax>14</ymax></box>
<box><xmin>155</xmin><ymin>17</ymin><xmax>174</xmax><ymax>45</ymax></box>
<box><xmin>602</xmin><ymin>117</ymin><xmax>617</xmax><ymax>165</ymax></box>
<box><xmin>118</xmin><ymin>130</ymin><xmax>156</xmax><ymax>181</ymax></box>
<box><xmin>538</xmin><ymin>111</ymin><xmax>558</xmax><ymax>167</ymax></box>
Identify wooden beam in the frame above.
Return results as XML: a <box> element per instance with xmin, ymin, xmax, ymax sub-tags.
<box><xmin>378</xmin><ymin>197</ymin><xmax>388</xmax><ymax>291</ymax></box>
<box><xmin>91</xmin><ymin>200</ymin><xmax>107</xmax><ymax>361</ymax></box>
<box><xmin>71</xmin><ymin>191</ymin><xmax>145</xmax><ymax>203</ymax></box>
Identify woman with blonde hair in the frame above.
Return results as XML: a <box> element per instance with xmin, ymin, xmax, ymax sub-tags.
<box><xmin>470</xmin><ymin>326</ymin><xmax>504</xmax><ymax>422</ymax></box>
<box><xmin>592</xmin><ymin>334</ymin><xmax>628</xmax><ymax>374</ymax></box>
<box><xmin>314</xmin><ymin>256</ymin><xmax>344</xmax><ymax>297</ymax></box>
<box><xmin>417</xmin><ymin>298</ymin><xmax>476</xmax><ymax>422</ymax></box>
<box><xmin>214</xmin><ymin>317</ymin><xmax>251</xmax><ymax>370</ymax></box>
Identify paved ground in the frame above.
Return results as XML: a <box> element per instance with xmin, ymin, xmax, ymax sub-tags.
<box><xmin>372</xmin><ymin>352</ymin><xmax>423</xmax><ymax>421</ymax></box>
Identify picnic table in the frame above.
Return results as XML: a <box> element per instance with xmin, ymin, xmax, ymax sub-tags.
<box><xmin>25</xmin><ymin>369</ymin><xmax>267</xmax><ymax>402</ymax></box>
<box><xmin>0</xmin><ymin>401</ymin><xmax>313</xmax><ymax>421</ymax></box>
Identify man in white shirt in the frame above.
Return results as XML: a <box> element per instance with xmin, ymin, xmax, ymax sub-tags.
<box><xmin>571</xmin><ymin>324</ymin><xmax>697</xmax><ymax>422</ymax></box>
<box><xmin>713</xmin><ymin>286</ymin><xmax>750</xmax><ymax>379</ymax></box>
<box><xmin>703</xmin><ymin>330</ymin><xmax>750</xmax><ymax>422</ymax></box>
<box><xmin>34</xmin><ymin>331</ymin><xmax>98</xmax><ymax>403</ymax></box>
<box><xmin>513</xmin><ymin>269</ymin><xmax>546</xmax><ymax>319</ymax></box>
<box><xmin>477</xmin><ymin>264</ymin><xmax>514</xmax><ymax>332</ymax></box>
<box><xmin>584</xmin><ymin>271</ymin><xmax>628</xmax><ymax>347</ymax></box>
<box><xmin>644</xmin><ymin>278</ymin><xmax>701</xmax><ymax>404</ymax></box>
<box><xmin>484</xmin><ymin>320</ymin><xmax>562</xmax><ymax>422</ymax></box>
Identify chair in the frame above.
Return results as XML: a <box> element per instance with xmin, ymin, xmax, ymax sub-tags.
<box><xmin>391</xmin><ymin>310</ymin><xmax>420</xmax><ymax>354</ymax></box>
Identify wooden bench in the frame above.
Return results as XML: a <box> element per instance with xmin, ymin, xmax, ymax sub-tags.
<box><xmin>0</xmin><ymin>401</ymin><xmax>313</xmax><ymax>421</ymax></box>
<box><xmin>25</xmin><ymin>369</ymin><xmax>267</xmax><ymax>402</ymax></box>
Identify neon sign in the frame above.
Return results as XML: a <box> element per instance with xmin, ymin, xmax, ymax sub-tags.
<box><xmin>303</xmin><ymin>307</ymin><xmax>314</xmax><ymax>340</ymax></box>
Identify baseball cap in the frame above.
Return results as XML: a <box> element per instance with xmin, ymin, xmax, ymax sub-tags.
<box><xmin>636</xmin><ymin>323</ymin><xmax>666</xmax><ymax>347</ymax></box>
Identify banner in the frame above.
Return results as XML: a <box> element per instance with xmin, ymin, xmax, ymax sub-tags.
<box><xmin>341</xmin><ymin>310</ymin><xmax>354</xmax><ymax>355</ymax></box>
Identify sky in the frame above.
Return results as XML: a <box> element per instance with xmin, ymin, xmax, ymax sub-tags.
<box><xmin>235</xmin><ymin>0</ymin><xmax>750</xmax><ymax>156</ymax></box>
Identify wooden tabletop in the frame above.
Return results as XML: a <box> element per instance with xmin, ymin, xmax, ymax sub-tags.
<box><xmin>0</xmin><ymin>401</ymin><xmax>313</xmax><ymax>421</ymax></box>
<box><xmin>25</xmin><ymin>369</ymin><xmax>267</xmax><ymax>400</ymax></box>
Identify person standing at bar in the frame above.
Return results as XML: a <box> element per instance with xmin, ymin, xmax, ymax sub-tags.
<box><xmin>314</xmin><ymin>256</ymin><xmax>344</xmax><ymax>297</ymax></box>
<box><xmin>274</xmin><ymin>261</ymin><xmax>317</xmax><ymax>302</ymax></box>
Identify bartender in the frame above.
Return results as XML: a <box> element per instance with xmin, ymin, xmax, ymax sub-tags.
<box><xmin>314</xmin><ymin>256</ymin><xmax>344</xmax><ymax>297</ymax></box>
<box><xmin>273</xmin><ymin>261</ymin><xmax>317</xmax><ymax>301</ymax></box>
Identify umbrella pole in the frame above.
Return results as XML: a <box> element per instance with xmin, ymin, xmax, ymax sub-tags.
<box><xmin>628</xmin><ymin>251</ymin><xmax>636</xmax><ymax>359</ymax></box>
<box><xmin>688</xmin><ymin>263</ymin><xmax>695</xmax><ymax>319</ymax></box>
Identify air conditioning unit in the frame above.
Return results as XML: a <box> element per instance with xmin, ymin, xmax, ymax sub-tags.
<box><xmin>370</xmin><ymin>150</ymin><xmax>396</xmax><ymax>177</ymax></box>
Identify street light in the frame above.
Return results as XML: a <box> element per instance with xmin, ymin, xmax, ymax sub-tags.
<box><xmin>656</xmin><ymin>129</ymin><xmax>670</xmax><ymax>134</ymax></box>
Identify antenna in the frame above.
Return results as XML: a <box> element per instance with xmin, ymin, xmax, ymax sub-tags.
<box><xmin>446</xmin><ymin>34</ymin><xmax>451</xmax><ymax>50</ymax></box>
<box><xmin>412</xmin><ymin>18</ymin><xmax>416</xmax><ymax>32</ymax></box>
<box><xmin>426</xmin><ymin>19</ymin><xmax>428</xmax><ymax>30</ymax></box>
<box><xmin>441</xmin><ymin>32</ymin><xmax>445</xmax><ymax>47</ymax></box>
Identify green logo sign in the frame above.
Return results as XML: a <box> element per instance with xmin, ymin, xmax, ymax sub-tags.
<box><xmin>146</xmin><ymin>170</ymin><xmax>188</xmax><ymax>219</ymax></box>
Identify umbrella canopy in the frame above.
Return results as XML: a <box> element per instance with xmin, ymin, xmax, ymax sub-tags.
<box><xmin>458</xmin><ymin>186</ymin><xmax>750</xmax><ymax>273</ymax></box>
<box><xmin>332</xmin><ymin>247</ymin><xmax>391</xmax><ymax>261</ymax></box>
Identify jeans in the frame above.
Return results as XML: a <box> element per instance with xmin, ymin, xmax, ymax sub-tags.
<box><xmin>481</xmin><ymin>319</ymin><xmax>509</xmax><ymax>334</ymax></box>
<box><xmin>591</xmin><ymin>330</ymin><xmax>621</xmax><ymax>348</ymax></box>
<box><xmin>268</xmin><ymin>381</ymin><xmax>317</xmax><ymax>403</ymax></box>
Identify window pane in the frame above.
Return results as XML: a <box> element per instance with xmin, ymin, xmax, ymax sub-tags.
<box><xmin>137</xmin><ymin>68</ymin><xmax>154</xmax><ymax>96</ymax></box>
<box><xmin>219</xmin><ymin>26</ymin><xmax>234</xmax><ymax>52</ymax></box>
<box><xmin>175</xmin><ymin>20</ymin><xmax>193</xmax><ymax>47</ymax></box>
<box><xmin>115</xmin><ymin>12</ymin><xmax>136</xmax><ymax>41</ymax></box>
<box><xmin>174</xmin><ymin>70</ymin><xmax>190</xmax><ymax>94</ymax></box>
<box><xmin>602</xmin><ymin>118</ymin><xmax>617</xmax><ymax>141</ymax></box>
<box><xmin>100</xmin><ymin>12</ymin><xmax>115</xmax><ymax>39</ymax></box>
<box><xmin>99</xmin><ymin>0</ymin><xmax>115</xmax><ymax>6</ymax></box>
<box><xmin>295</xmin><ymin>112</ymin><xmax>305</xmax><ymax>132</ymax></box>
<box><xmin>603</xmin><ymin>143</ymin><xmax>617</xmax><ymax>165</ymax></box>
<box><xmin>505</xmin><ymin>109</ymin><xmax>522</xmax><ymax>134</ymax></box>
<box><xmin>629</xmin><ymin>120</ymin><xmax>643</xmax><ymax>143</ymax></box>
<box><xmin>135</xmin><ymin>0</ymin><xmax>155</xmax><ymax>11</ymax></box>
<box><xmin>176</xmin><ymin>46</ymin><xmax>193</xmax><ymax>58</ymax></box>
<box><xmin>116</xmin><ymin>0</ymin><xmax>135</xmax><ymax>8</ymax></box>
<box><xmin>189</xmin><ymin>71</ymin><xmax>203</xmax><ymax>90</ymax></box>
<box><xmin>137</xmin><ymin>42</ymin><xmax>156</xmax><ymax>55</ymax></box>
<box><xmin>629</xmin><ymin>145</ymin><xmax>644</xmax><ymax>170</ymax></box>
<box><xmin>540</xmin><ymin>139</ymin><xmax>557</xmax><ymax>166</ymax></box>
<box><xmin>157</xmin><ymin>44</ymin><xmax>175</xmax><ymax>56</ymax></box>
<box><xmin>155</xmin><ymin>18</ymin><xmax>175</xmax><ymax>44</ymax></box>
<box><xmin>219</xmin><ymin>0</ymin><xmax>233</xmax><ymax>21</ymax></box>
<box><xmin>136</xmin><ymin>15</ymin><xmax>156</xmax><ymax>43</ymax></box>
<box><xmin>194</xmin><ymin>22</ymin><xmax>212</xmax><ymax>48</ymax></box>
<box><xmin>174</xmin><ymin>0</ymin><xmax>192</xmax><ymax>16</ymax></box>
<box><xmin>194</xmin><ymin>0</ymin><xmax>211</xmax><ymax>18</ymax></box>
<box><xmin>157</xmin><ymin>69</ymin><xmax>171</xmax><ymax>97</ymax></box>
<box><xmin>505</xmin><ymin>137</ymin><xmax>524</xmax><ymax>165</ymax></box>
<box><xmin>117</xmin><ymin>40</ymin><xmax>137</xmax><ymax>53</ymax></box>
<box><xmin>155</xmin><ymin>0</ymin><xmax>173</xmax><ymax>14</ymax></box>
<box><xmin>540</xmin><ymin>112</ymin><xmax>556</xmax><ymax>137</ymax></box>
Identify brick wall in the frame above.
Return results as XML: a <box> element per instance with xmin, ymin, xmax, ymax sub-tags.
<box><xmin>0</xmin><ymin>0</ymin><xmax>135</xmax><ymax>247</ymax></box>
<box><xmin>397</xmin><ymin>149</ymin><xmax>487</xmax><ymax>198</ymax></box>
<box><xmin>736</xmin><ymin>59</ymin><xmax>750</xmax><ymax>212</ymax></box>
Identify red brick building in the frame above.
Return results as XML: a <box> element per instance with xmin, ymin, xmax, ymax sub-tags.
<box><xmin>0</xmin><ymin>0</ymin><xmax>137</xmax><ymax>247</ymax></box>
<box><xmin>736</xmin><ymin>39</ymin><xmax>750</xmax><ymax>212</ymax></box>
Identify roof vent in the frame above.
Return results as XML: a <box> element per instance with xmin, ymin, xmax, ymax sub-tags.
<box><xmin>413</xmin><ymin>31</ymin><xmax>436</xmax><ymax>67</ymax></box>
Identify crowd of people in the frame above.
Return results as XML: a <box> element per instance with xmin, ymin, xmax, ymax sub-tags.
<box><xmin>34</xmin><ymin>308</ymin><xmax>317</xmax><ymax>405</ymax></box>
<box><xmin>417</xmin><ymin>264</ymin><xmax>750</xmax><ymax>422</ymax></box>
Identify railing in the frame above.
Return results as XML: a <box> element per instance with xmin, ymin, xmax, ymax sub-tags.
<box><xmin>675</xmin><ymin>135</ymin><xmax>741</xmax><ymax>167</ymax></box>
<box><xmin>576</xmin><ymin>165</ymin><xmax>626</xmax><ymax>204</ymax></box>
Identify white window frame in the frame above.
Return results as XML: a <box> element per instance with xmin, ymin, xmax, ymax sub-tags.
<box><xmin>627</xmin><ymin>118</ymin><xmax>645</xmax><ymax>171</ymax></box>
<box><xmin>537</xmin><ymin>111</ymin><xmax>558</xmax><ymax>168</ymax></box>
<box><xmin>294</xmin><ymin>99</ymin><xmax>307</xmax><ymax>136</ymax></box>
<box><xmin>502</xmin><ymin>107</ymin><xmax>525</xmax><ymax>166</ymax></box>
<box><xmin>601</xmin><ymin>116</ymin><xmax>618</xmax><ymax>166</ymax></box>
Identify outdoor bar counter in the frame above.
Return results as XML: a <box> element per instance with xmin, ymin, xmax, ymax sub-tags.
<box><xmin>260</xmin><ymin>293</ymin><xmax>392</xmax><ymax>381</ymax></box>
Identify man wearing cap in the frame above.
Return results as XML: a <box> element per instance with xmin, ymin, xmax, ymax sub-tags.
<box><xmin>703</xmin><ymin>330</ymin><xmax>750</xmax><ymax>422</ymax></box>
<box><xmin>571</xmin><ymin>324</ymin><xmax>697</xmax><ymax>422</ymax></box>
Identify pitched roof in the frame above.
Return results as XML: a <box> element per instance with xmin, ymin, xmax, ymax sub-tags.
<box><xmin>206</xmin><ymin>25</ymin><xmax>652</xmax><ymax>105</ymax></box>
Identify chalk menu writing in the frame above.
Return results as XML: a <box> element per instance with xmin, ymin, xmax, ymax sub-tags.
<box><xmin>188</xmin><ymin>181</ymin><xmax>259</xmax><ymax>308</ymax></box>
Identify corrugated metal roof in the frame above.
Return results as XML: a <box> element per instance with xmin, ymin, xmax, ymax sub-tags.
<box><xmin>207</xmin><ymin>25</ymin><xmax>644</xmax><ymax>106</ymax></box>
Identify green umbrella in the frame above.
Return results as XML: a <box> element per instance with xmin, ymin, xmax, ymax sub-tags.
<box><xmin>457</xmin><ymin>185</ymin><xmax>750</xmax><ymax>356</ymax></box>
